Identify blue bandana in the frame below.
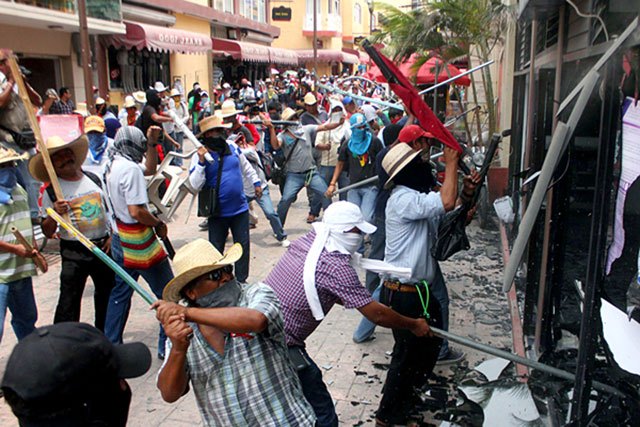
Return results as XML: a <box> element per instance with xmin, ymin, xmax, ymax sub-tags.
<box><xmin>348</xmin><ymin>127</ymin><xmax>372</xmax><ymax>156</ymax></box>
<box><xmin>88</xmin><ymin>132</ymin><xmax>108</xmax><ymax>164</ymax></box>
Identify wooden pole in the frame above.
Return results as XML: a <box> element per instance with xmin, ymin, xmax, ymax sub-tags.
<box><xmin>11</xmin><ymin>226</ymin><xmax>47</xmax><ymax>273</ymax></box>
<box><xmin>77</xmin><ymin>0</ymin><xmax>95</xmax><ymax>114</ymax></box>
<box><xmin>7</xmin><ymin>57</ymin><xmax>70</xmax><ymax>223</ymax></box>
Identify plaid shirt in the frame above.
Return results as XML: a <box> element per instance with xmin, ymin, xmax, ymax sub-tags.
<box><xmin>49</xmin><ymin>99</ymin><xmax>75</xmax><ymax>115</ymax></box>
<box><xmin>265</xmin><ymin>232</ymin><xmax>374</xmax><ymax>346</ymax></box>
<box><xmin>160</xmin><ymin>282</ymin><xmax>315</xmax><ymax>426</ymax></box>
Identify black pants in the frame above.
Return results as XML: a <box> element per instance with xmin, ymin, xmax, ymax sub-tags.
<box><xmin>54</xmin><ymin>238</ymin><xmax>115</xmax><ymax>331</ymax></box>
<box><xmin>207</xmin><ymin>211</ymin><xmax>250</xmax><ymax>283</ymax></box>
<box><xmin>376</xmin><ymin>284</ymin><xmax>443</xmax><ymax>425</ymax></box>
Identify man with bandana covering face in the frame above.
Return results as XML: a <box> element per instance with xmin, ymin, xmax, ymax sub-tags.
<box><xmin>0</xmin><ymin>146</ymin><xmax>39</xmax><ymax>350</ymax></box>
<box><xmin>102</xmin><ymin>125</ymin><xmax>175</xmax><ymax>360</ymax></box>
<box><xmin>153</xmin><ymin>239</ymin><xmax>316</xmax><ymax>426</ymax></box>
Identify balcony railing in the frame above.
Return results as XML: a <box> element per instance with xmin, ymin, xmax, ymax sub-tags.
<box><xmin>9</xmin><ymin>0</ymin><xmax>122</xmax><ymax>22</ymax></box>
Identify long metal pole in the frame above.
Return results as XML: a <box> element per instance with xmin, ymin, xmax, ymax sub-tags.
<box><xmin>418</xmin><ymin>60</ymin><xmax>495</xmax><ymax>96</ymax></box>
<box><xmin>534</xmin><ymin>4</ymin><xmax>565</xmax><ymax>354</ymax></box>
<box><xmin>522</xmin><ymin>18</ymin><xmax>537</xmax><ymax>186</ymax></box>
<box><xmin>77</xmin><ymin>0</ymin><xmax>95</xmax><ymax>114</ymax></box>
<box><xmin>334</xmin><ymin>176</ymin><xmax>378</xmax><ymax>195</ymax></box>
<box><xmin>431</xmin><ymin>326</ymin><xmax>624</xmax><ymax>398</ymax></box>
<box><xmin>570</xmin><ymin>57</ymin><xmax>620</xmax><ymax>424</ymax></box>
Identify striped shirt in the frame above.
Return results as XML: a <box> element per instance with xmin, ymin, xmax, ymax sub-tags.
<box><xmin>0</xmin><ymin>186</ymin><xmax>36</xmax><ymax>283</ymax></box>
<box><xmin>160</xmin><ymin>282</ymin><xmax>315</xmax><ymax>427</ymax></box>
<box><xmin>383</xmin><ymin>185</ymin><xmax>446</xmax><ymax>284</ymax></box>
<box><xmin>265</xmin><ymin>232</ymin><xmax>374</xmax><ymax>347</ymax></box>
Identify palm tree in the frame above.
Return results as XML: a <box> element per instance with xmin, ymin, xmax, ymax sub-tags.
<box><xmin>371</xmin><ymin>0</ymin><xmax>514</xmax><ymax>147</ymax></box>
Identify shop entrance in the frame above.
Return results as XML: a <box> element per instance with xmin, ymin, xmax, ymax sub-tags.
<box><xmin>19</xmin><ymin>56</ymin><xmax>61</xmax><ymax>97</ymax></box>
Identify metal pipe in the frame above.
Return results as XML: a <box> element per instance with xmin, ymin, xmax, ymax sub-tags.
<box><xmin>522</xmin><ymin>18</ymin><xmax>538</xmax><ymax>183</ymax></box>
<box><xmin>431</xmin><ymin>326</ymin><xmax>625</xmax><ymax>398</ymax></box>
<box><xmin>417</xmin><ymin>60</ymin><xmax>495</xmax><ymax>96</ymax></box>
<box><xmin>246</xmin><ymin>120</ymin><xmax>298</xmax><ymax>126</ymax></box>
<box><xmin>317</xmin><ymin>83</ymin><xmax>402</xmax><ymax>110</ymax></box>
<box><xmin>333</xmin><ymin>176</ymin><xmax>379</xmax><ymax>195</ymax></box>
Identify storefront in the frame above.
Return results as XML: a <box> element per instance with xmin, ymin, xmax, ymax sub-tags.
<box><xmin>103</xmin><ymin>21</ymin><xmax>212</xmax><ymax>108</ymax></box>
<box><xmin>296</xmin><ymin>49</ymin><xmax>359</xmax><ymax>76</ymax></box>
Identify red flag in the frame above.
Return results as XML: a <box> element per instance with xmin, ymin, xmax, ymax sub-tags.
<box><xmin>362</xmin><ymin>41</ymin><xmax>463</xmax><ymax>153</ymax></box>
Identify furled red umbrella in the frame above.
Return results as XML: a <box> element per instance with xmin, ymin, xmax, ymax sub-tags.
<box><xmin>362</xmin><ymin>65</ymin><xmax>385</xmax><ymax>82</ymax></box>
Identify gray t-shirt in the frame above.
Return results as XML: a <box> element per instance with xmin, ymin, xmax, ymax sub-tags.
<box><xmin>104</xmin><ymin>156</ymin><xmax>148</xmax><ymax>228</ymax></box>
<box><xmin>42</xmin><ymin>175</ymin><xmax>110</xmax><ymax>241</ymax></box>
<box><xmin>277</xmin><ymin>125</ymin><xmax>318</xmax><ymax>173</ymax></box>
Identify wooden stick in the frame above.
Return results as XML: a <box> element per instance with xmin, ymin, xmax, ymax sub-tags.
<box><xmin>7</xmin><ymin>57</ymin><xmax>69</xmax><ymax>223</ymax></box>
<box><xmin>10</xmin><ymin>226</ymin><xmax>47</xmax><ymax>273</ymax></box>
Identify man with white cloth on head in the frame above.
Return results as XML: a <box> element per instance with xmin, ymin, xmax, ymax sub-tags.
<box><xmin>265</xmin><ymin>201</ymin><xmax>433</xmax><ymax>427</ymax></box>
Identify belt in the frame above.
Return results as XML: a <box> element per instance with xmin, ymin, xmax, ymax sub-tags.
<box><xmin>383</xmin><ymin>280</ymin><xmax>423</xmax><ymax>293</ymax></box>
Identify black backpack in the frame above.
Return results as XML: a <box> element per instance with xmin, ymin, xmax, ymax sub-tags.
<box><xmin>257</xmin><ymin>151</ymin><xmax>275</xmax><ymax>181</ymax></box>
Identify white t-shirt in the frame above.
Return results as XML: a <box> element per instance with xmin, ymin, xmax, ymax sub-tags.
<box><xmin>104</xmin><ymin>156</ymin><xmax>148</xmax><ymax>228</ymax></box>
<box><xmin>42</xmin><ymin>175</ymin><xmax>110</xmax><ymax>241</ymax></box>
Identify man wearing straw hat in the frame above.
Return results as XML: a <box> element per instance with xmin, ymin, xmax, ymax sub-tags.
<box><xmin>102</xmin><ymin>125</ymin><xmax>173</xmax><ymax>359</ymax></box>
<box><xmin>189</xmin><ymin>114</ymin><xmax>261</xmax><ymax>284</ymax></box>
<box><xmin>34</xmin><ymin>134</ymin><xmax>114</xmax><ymax>331</ymax></box>
<box><xmin>0</xmin><ymin>146</ymin><xmax>39</xmax><ymax>347</ymax></box>
<box><xmin>153</xmin><ymin>238</ymin><xmax>316</xmax><ymax>426</ymax></box>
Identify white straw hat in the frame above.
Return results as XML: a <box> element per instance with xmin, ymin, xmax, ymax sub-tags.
<box><xmin>0</xmin><ymin>146</ymin><xmax>28</xmax><ymax>165</ymax></box>
<box><xmin>219</xmin><ymin>99</ymin><xmax>241</xmax><ymax>118</ymax></box>
<box><xmin>381</xmin><ymin>143</ymin><xmax>424</xmax><ymax>189</ymax></box>
<box><xmin>28</xmin><ymin>135</ymin><xmax>89</xmax><ymax>183</ymax></box>
<box><xmin>197</xmin><ymin>114</ymin><xmax>231</xmax><ymax>137</ymax></box>
<box><xmin>162</xmin><ymin>239</ymin><xmax>243</xmax><ymax>303</ymax></box>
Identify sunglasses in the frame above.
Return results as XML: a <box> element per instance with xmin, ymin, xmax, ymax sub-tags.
<box><xmin>208</xmin><ymin>264</ymin><xmax>233</xmax><ymax>281</ymax></box>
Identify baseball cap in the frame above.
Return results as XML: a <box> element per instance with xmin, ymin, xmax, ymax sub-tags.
<box><xmin>350</xmin><ymin>113</ymin><xmax>367</xmax><ymax>129</ymax></box>
<box><xmin>361</xmin><ymin>105</ymin><xmax>377</xmax><ymax>123</ymax></box>
<box><xmin>398</xmin><ymin>124</ymin><xmax>434</xmax><ymax>143</ymax></box>
<box><xmin>1</xmin><ymin>323</ymin><xmax>151</xmax><ymax>403</ymax></box>
<box><xmin>343</xmin><ymin>96</ymin><xmax>353</xmax><ymax>105</ymax></box>
<box><xmin>84</xmin><ymin>115</ymin><xmax>105</xmax><ymax>133</ymax></box>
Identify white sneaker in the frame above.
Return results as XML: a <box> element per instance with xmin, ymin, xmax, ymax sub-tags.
<box><xmin>280</xmin><ymin>239</ymin><xmax>291</xmax><ymax>248</ymax></box>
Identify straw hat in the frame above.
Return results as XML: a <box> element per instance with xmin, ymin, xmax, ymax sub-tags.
<box><xmin>73</xmin><ymin>102</ymin><xmax>89</xmax><ymax>118</ymax></box>
<box><xmin>0</xmin><ymin>146</ymin><xmax>28</xmax><ymax>165</ymax></box>
<box><xmin>170</xmin><ymin>88</ymin><xmax>181</xmax><ymax>98</ymax></box>
<box><xmin>95</xmin><ymin>97</ymin><xmax>106</xmax><ymax>105</ymax></box>
<box><xmin>381</xmin><ymin>143</ymin><xmax>424</xmax><ymax>189</ymax></box>
<box><xmin>132</xmin><ymin>91</ymin><xmax>146</xmax><ymax>104</ymax></box>
<box><xmin>28</xmin><ymin>135</ymin><xmax>89</xmax><ymax>183</ymax></box>
<box><xmin>219</xmin><ymin>99</ymin><xmax>241</xmax><ymax>118</ymax></box>
<box><xmin>123</xmin><ymin>95</ymin><xmax>136</xmax><ymax>109</ymax></box>
<box><xmin>162</xmin><ymin>239</ymin><xmax>243</xmax><ymax>303</ymax></box>
<box><xmin>153</xmin><ymin>81</ymin><xmax>168</xmax><ymax>93</ymax></box>
<box><xmin>84</xmin><ymin>115</ymin><xmax>105</xmax><ymax>133</ymax></box>
<box><xmin>304</xmin><ymin>92</ymin><xmax>317</xmax><ymax>105</ymax></box>
<box><xmin>281</xmin><ymin>107</ymin><xmax>302</xmax><ymax>122</ymax></box>
<box><xmin>197</xmin><ymin>114</ymin><xmax>231</xmax><ymax>136</ymax></box>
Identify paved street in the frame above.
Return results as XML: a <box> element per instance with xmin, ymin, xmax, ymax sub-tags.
<box><xmin>0</xmin><ymin>176</ymin><xmax>510</xmax><ymax>426</ymax></box>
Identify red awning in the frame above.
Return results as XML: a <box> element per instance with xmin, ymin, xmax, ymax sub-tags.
<box><xmin>110</xmin><ymin>22</ymin><xmax>212</xmax><ymax>54</ymax></box>
<box><xmin>296</xmin><ymin>50</ymin><xmax>346</xmax><ymax>63</ymax></box>
<box><xmin>211</xmin><ymin>37</ymin><xmax>270</xmax><ymax>62</ymax></box>
<box><xmin>342</xmin><ymin>52</ymin><xmax>359</xmax><ymax>65</ymax></box>
<box><xmin>268</xmin><ymin>47</ymin><xmax>298</xmax><ymax>66</ymax></box>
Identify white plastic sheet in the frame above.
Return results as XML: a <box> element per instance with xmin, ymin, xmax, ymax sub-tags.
<box><xmin>600</xmin><ymin>298</ymin><xmax>640</xmax><ymax>375</ymax></box>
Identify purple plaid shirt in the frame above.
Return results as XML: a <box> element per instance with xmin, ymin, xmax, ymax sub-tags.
<box><xmin>265</xmin><ymin>232</ymin><xmax>374</xmax><ymax>346</ymax></box>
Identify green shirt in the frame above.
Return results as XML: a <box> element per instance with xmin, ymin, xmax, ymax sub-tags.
<box><xmin>0</xmin><ymin>186</ymin><xmax>36</xmax><ymax>283</ymax></box>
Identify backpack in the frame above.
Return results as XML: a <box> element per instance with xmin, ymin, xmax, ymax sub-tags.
<box><xmin>45</xmin><ymin>170</ymin><xmax>103</xmax><ymax>203</ymax></box>
<box><xmin>257</xmin><ymin>151</ymin><xmax>275</xmax><ymax>181</ymax></box>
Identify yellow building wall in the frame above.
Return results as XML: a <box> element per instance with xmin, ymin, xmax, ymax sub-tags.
<box><xmin>271</xmin><ymin>0</ymin><xmax>312</xmax><ymax>50</ymax></box>
<box><xmin>170</xmin><ymin>13</ymin><xmax>211</xmax><ymax>95</ymax></box>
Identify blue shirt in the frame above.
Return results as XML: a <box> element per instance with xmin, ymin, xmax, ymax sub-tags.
<box><xmin>384</xmin><ymin>185</ymin><xmax>445</xmax><ymax>284</ymax></box>
<box><xmin>374</xmin><ymin>145</ymin><xmax>392</xmax><ymax>219</ymax></box>
<box><xmin>190</xmin><ymin>148</ymin><xmax>249</xmax><ymax>217</ymax></box>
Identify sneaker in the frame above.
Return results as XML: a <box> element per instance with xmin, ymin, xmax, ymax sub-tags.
<box><xmin>436</xmin><ymin>348</ymin><xmax>465</xmax><ymax>365</ymax></box>
<box><xmin>280</xmin><ymin>239</ymin><xmax>291</xmax><ymax>248</ymax></box>
<box><xmin>157</xmin><ymin>352</ymin><xmax>165</xmax><ymax>361</ymax></box>
<box><xmin>306</xmin><ymin>214</ymin><xmax>316</xmax><ymax>224</ymax></box>
<box><xmin>198</xmin><ymin>219</ymin><xmax>208</xmax><ymax>231</ymax></box>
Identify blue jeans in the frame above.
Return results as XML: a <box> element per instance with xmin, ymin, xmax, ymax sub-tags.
<box><xmin>104</xmin><ymin>233</ymin><xmax>173</xmax><ymax>353</ymax></box>
<box><xmin>347</xmin><ymin>185</ymin><xmax>378</xmax><ymax>223</ymax></box>
<box><xmin>277</xmin><ymin>170</ymin><xmax>331</xmax><ymax>226</ymax></box>
<box><xmin>171</xmin><ymin>131</ymin><xmax>184</xmax><ymax>166</ymax></box>
<box><xmin>0</xmin><ymin>277</ymin><xmax>38</xmax><ymax>344</ymax></box>
<box><xmin>310</xmin><ymin>165</ymin><xmax>348</xmax><ymax>214</ymax></box>
<box><xmin>353</xmin><ymin>284</ymin><xmax>381</xmax><ymax>343</ymax></box>
<box><xmin>208</xmin><ymin>210</ymin><xmax>250</xmax><ymax>282</ymax></box>
<box><xmin>16</xmin><ymin>158</ymin><xmax>41</xmax><ymax>218</ymax></box>
<box><xmin>295</xmin><ymin>346</ymin><xmax>339</xmax><ymax>427</ymax></box>
<box><xmin>249</xmin><ymin>186</ymin><xmax>287</xmax><ymax>241</ymax></box>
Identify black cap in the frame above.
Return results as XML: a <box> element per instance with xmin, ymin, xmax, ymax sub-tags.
<box><xmin>1</xmin><ymin>322</ymin><xmax>151</xmax><ymax>402</ymax></box>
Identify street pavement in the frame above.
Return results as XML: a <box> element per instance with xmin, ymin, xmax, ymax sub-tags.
<box><xmin>0</xmin><ymin>176</ymin><xmax>511</xmax><ymax>426</ymax></box>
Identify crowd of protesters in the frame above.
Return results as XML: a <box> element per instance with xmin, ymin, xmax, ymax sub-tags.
<box><xmin>0</xmin><ymin>51</ymin><xmax>482</xmax><ymax>426</ymax></box>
